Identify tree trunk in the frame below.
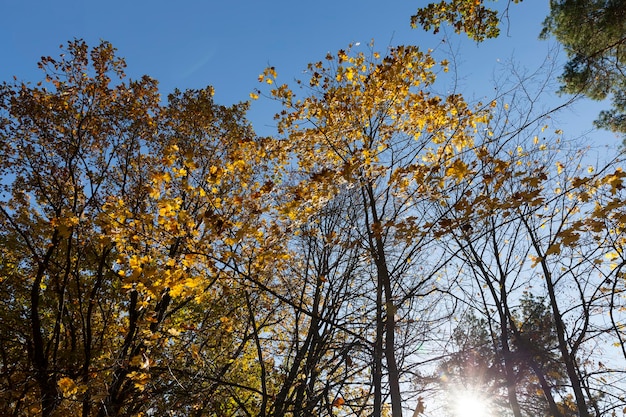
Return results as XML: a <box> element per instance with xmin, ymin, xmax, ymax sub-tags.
<box><xmin>365</xmin><ymin>184</ymin><xmax>402</xmax><ymax>417</ymax></box>
<box><xmin>524</xmin><ymin>219</ymin><xmax>591</xmax><ymax>417</ymax></box>
<box><xmin>31</xmin><ymin>234</ymin><xmax>61</xmax><ymax>417</ymax></box>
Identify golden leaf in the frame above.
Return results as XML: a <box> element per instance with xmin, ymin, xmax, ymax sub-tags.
<box><xmin>445</xmin><ymin>159</ymin><xmax>469</xmax><ymax>183</ymax></box>
<box><xmin>58</xmin><ymin>377</ymin><xmax>78</xmax><ymax>397</ymax></box>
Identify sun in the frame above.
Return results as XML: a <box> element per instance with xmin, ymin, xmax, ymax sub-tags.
<box><xmin>452</xmin><ymin>391</ymin><xmax>492</xmax><ymax>417</ymax></box>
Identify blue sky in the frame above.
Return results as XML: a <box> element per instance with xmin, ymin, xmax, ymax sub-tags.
<box><xmin>0</xmin><ymin>0</ymin><xmax>617</xmax><ymax>146</ymax></box>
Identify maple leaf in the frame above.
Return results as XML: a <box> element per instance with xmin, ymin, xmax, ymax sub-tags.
<box><xmin>58</xmin><ymin>377</ymin><xmax>78</xmax><ymax>397</ymax></box>
<box><xmin>545</xmin><ymin>243</ymin><xmax>561</xmax><ymax>256</ymax></box>
<box><xmin>332</xmin><ymin>397</ymin><xmax>345</xmax><ymax>407</ymax></box>
<box><xmin>558</xmin><ymin>228</ymin><xmax>580</xmax><ymax>247</ymax></box>
<box><xmin>446</xmin><ymin>159</ymin><xmax>470</xmax><ymax>183</ymax></box>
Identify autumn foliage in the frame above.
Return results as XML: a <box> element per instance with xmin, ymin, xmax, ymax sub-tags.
<box><xmin>1</xmin><ymin>37</ymin><xmax>626</xmax><ymax>417</ymax></box>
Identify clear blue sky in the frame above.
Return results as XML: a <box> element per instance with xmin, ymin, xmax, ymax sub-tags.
<box><xmin>0</xmin><ymin>0</ymin><xmax>616</xmax><ymax>146</ymax></box>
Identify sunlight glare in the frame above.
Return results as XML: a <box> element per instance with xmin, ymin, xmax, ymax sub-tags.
<box><xmin>452</xmin><ymin>391</ymin><xmax>491</xmax><ymax>417</ymax></box>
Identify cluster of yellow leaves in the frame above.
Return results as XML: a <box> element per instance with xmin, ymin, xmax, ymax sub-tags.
<box><xmin>0</xmin><ymin>39</ymin><xmax>303</xmax><ymax>417</ymax></box>
<box><xmin>8</xmin><ymin>36</ymin><xmax>626</xmax><ymax>417</ymax></box>
<box><xmin>127</xmin><ymin>371</ymin><xmax>151</xmax><ymax>392</ymax></box>
<box><xmin>57</xmin><ymin>377</ymin><xmax>78</xmax><ymax>397</ymax></box>
<box><xmin>262</xmin><ymin>45</ymin><xmax>490</xmax><ymax>229</ymax></box>
<box><xmin>411</xmin><ymin>0</ymin><xmax>524</xmax><ymax>41</ymax></box>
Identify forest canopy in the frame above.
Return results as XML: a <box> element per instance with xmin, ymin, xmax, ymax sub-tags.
<box><xmin>1</xmin><ymin>3</ymin><xmax>626</xmax><ymax>416</ymax></box>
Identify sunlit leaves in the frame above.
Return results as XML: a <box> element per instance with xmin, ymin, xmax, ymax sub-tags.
<box><xmin>411</xmin><ymin>0</ymin><xmax>525</xmax><ymax>42</ymax></box>
<box><xmin>57</xmin><ymin>377</ymin><xmax>78</xmax><ymax>398</ymax></box>
<box><xmin>4</xmin><ymin>33</ymin><xmax>626</xmax><ymax>417</ymax></box>
<box><xmin>263</xmin><ymin>44</ymin><xmax>489</xmax><ymax>222</ymax></box>
<box><xmin>0</xmin><ymin>40</ymin><xmax>291</xmax><ymax>417</ymax></box>
<box><xmin>446</xmin><ymin>159</ymin><xmax>471</xmax><ymax>183</ymax></box>
<box><xmin>412</xmin><ymin>0</ymin><xmax>502</xmax><ymax>41</ymax></box>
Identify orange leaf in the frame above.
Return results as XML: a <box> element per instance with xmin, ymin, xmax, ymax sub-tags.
<box><xmin>332</xmin><ymin>397</ymin><xmax>345</xmax><ymax>407</ymax></box>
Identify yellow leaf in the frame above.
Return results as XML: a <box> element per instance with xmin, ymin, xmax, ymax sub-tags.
<box><xmin>556</xmin><ymin>161</ymin><xmax>564</xmax><ymax>175</ymax></box>
<box><xmin>127</xmin><ymin>371</ymin><xmax>150</xmax><ymax>392</ymax></box>
<box><xmin>148</xmin><ymin>187</ymin><xmax>160</xmax><ymax>199</ymax></box>
<box><xmin>529</xmin><ymin>255</ymin><xmax>542</xmax><ymax>268</ymax></box>
<box><xmin>129</xmin><ymin>355</ymin><xmax>144</xmax><ymax>367</ymax></box>
<box><xmin>605</xmin><ymin>169</ymin><xmax>626</xmax><ymax>193</ymax></box>
<box><xmin>220</xmin><ymin>316</ymin><xmax>233</xmax><ymax>332</ymax></box>
<box><xmin>445</xmin><ymin>159</ymin><xmax>469</xmax><ymax>183</ymax></box>
<box><xmin>345</xmin><ymin>67</ymin><xmax>355</xmax><ymax>81</ymax></box>
<box><xmin>167</xmin><ymin>328</ymin><xmax>181</xmax><ymax>337</ymax></box>
<box><xmin>58</xmin><ymin>377</ymin><xmax>78</xmax><ymax>397</ymax></box>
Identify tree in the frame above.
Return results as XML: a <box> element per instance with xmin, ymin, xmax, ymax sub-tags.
<box><xmin>0</xmin><ymin>40</ymin><xmax>162</xmax><ymax>416</ymax></box>
<box><xmin>258</xmin><ymin>42</ymin><xmax>491</xmax><ymax>417</ymax></box>
<box><xmin>445</xmin><ymin>110</ymin><xmax>626</xmax><ymax>417</ymax></box>
<box><xmin>267</xmin><ymin>193</ymin><xmax>372</xmax><ymax>416</ymax></box>
<box><xmin>440</xmin><ymin>294</ymin><xmax>571</xmax><ymax>417</ymax></box>
<box><xmin>0</xmin><ymin>40</ymin><xmax>282</xmax><ymax>416</ymax></box>
<box><xmin>410</xmin><ymin>0</ymin><xmax>523</xmax><ymax>42</ymax></box>
<box><xmin>412</xmin><ymin>0</ymin><xmax>626</xmax><ymax>136</ymax></box>
<box><xmin>541</xmin><ymin>0</ymin><xmax>626</xmax><ymax>133</ymax></box>
<box><xmin>3</xmin><ymin>36</ymin><xmax>626</xmax><ymax>417</ymax></box>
